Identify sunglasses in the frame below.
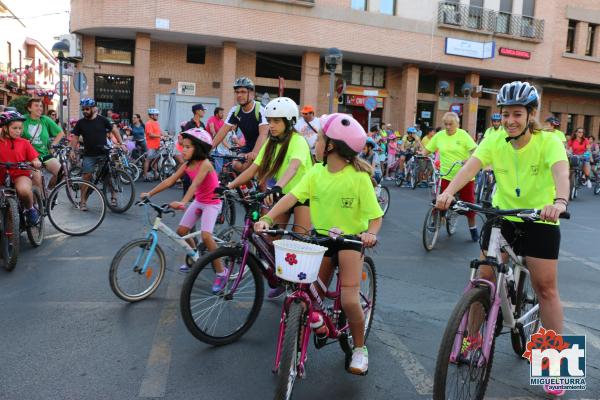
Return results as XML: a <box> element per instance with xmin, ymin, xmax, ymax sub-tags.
<box><xmin>82</xmin><ymin>107</ymin><xmax>92</xmax><ymax>111</ymax></box>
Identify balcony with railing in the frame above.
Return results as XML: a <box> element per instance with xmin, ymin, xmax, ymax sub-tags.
<box><xmin>437</xmin><ymin>1</ymin><xmax>544</xmax><ymax>42</ymax></box>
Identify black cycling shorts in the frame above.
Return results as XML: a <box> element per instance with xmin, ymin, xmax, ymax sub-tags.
<box><xmin>480</xmin><ymin>218</ymin><xmax>561</xmax><ymax>260</ymax></box>
<box><xmin>317</xmin><ymin>234</ymin><xmax>363</xmax><ymax>258</ymax></box>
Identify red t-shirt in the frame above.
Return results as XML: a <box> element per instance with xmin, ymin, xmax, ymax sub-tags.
<box><xmin>568</xmin><ymin>138</ymin><xmax>589</xmax><ymax>155</ymax></box>
<box><xmin>206</xmin><ymin>116</ymin><xmax>224</xmax><ymax>137</ymax></box>
<box><xmin>145</xmin><ymin>120</ymin><xmax>162</xmax><ymax>150</ymax></box>
<box><xmin>0</xmin><ymin>137</ymin><xmax>39</xmax><ymax>182</ymax></box>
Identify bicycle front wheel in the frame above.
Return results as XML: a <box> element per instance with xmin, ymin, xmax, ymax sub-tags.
<box><xmin>26</xmin><ymin>187</ymin><xmax>45</xmax><ymax>247</ymax></box>
<box><xmin>47</xmin><ymin>179</ymin><xmax>107</xmax><ymax>236</ymax></box>
<box><xmin>511</xmin><ymin>268</ymin><xmax>539</xmax><ymax>356</ymax></box>
<box><xmin>339</xmin><ymin>256</ymin><xmax>377</xmax><ymax>366</ymax></box>
<box><xmin>433</xmin><ymin>287</ymin><xmax>494</xmax><ymax>400</ymax></box>
<box><xmin>180</xmin><ymin>246</ymin><xmax>265</xmax><ymax>346</ymax></box>
<box><xmin>422</xmin><ymin>207</ymin><xmax>441</xmax><ymax>251</ymax></box>
<box><xmin>446</xmin><ymin>210</ymin><xmax>458</xmax><ymax>236</ymax></box>
<box><xmin>1</xmin><ymin>197</ymin><xmax>20</xmax><ymax>271</ymax></box>
<box><xmin>274</xmin><ymin>300</ymin><xmax>304</xmax><ymax>400</ymax></box>
<box><xmin>217</xmin><ymin>197</ymin><xmax>236</xmax><ymax>227</ymax></box>
<box><xmin>377</xmin><ymin>186</ymin><xmax>390</xmax><ymax>217</ymax></box>
<box><xmin>103</xmin><ymin>169</ymin><xmax>136</xmax><ymax>213</ymax></box>
<box><xmin>109</xmin><ymin>239</ymin><xmax>166</xmax><ymax>302</ymax></box>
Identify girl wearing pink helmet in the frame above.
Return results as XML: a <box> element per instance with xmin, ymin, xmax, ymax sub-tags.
<box><xmin>254</xmin><ymin>113</ymin><xmax>383</xmax><ymax>375</ymax></box>
<box><xmin>141</xmin><ymin>128</ymin><xmax>227</xmax><ymax>291</ymax></box>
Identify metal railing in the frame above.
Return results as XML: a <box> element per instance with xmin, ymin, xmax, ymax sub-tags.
<box><xmin>437</xmin><ymin>1</ymin><xmax>544</xmax><ymax>41</ymax></box>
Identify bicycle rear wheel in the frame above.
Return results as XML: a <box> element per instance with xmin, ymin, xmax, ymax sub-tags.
<box><xmin>1</xmin><ymin>197</ymin><xmax>20</xmax><ymax>271</ymax></box>
<box><xmin>433</xmin><ymin>287</ymin><xmax>494</xmax><ymax>400</ymax></box>
<box><xmin>180</xmin><ymin>247</ymin><xmax>265</xmax><ymax>346</ymax></box>
<box><xmin>411</xmin><ymin>166</ymin><xmax>419</xmax><ymax>190</ymax></box>
<box><xmin>339</xmin><ymin>257</ymin><xmax>377</xmax><ymax>366</ymax></box>
<box><xmin>422</xmin><ymin>207</ymin><xmax>441</xmax><ymax>251</ymax></box>
<box><xmin>26</xmin><ymin>187</ymin><xmax>45</xmax><ymax>247</ymax></box>
<box><xmin>511</xmin><ymin>268</ymin><xmax>540</xmax><ymax>356</ymax></box>
<box><xmin>103</xmin><ymin>169</ymin><xmax>136</xmax><ymax>213</ymax></box>
<box><xmin>274</xmin><ymin>300</ymin><xmax>304</xmax><ymax>400</ymax></box>
<box><xmin>217</xmin><ymin>196</ymin><xmax>236</xmax><ymax>227</ymax></box>
<box><xmin>377</xmin><ymin>185</ymin><xmax>390</xmax><ymax>217</ymax></box>
<box><xmin>47</xmin><ymin>179</ymin><xmax>106</xmax><ymax>236</ymax></box>
<box><xmin>110</xmin><ymin>239</ymin><xmax>166</xmax><ymax>302</ymax></box>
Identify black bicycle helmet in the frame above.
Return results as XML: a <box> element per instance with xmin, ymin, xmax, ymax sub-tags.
<box><xmin>545</xmin><ymin>116</ymin><xmax>560</xmax><ymax>127</ymax></box>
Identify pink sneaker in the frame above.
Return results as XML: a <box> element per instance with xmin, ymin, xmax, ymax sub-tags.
<box><xmin>212</xmin><ymin>267</ymin><xmax>229</xmax><ymax>294</ymax></box>
<box><xmin>543</xmin><ymin>384</ymin><xmax>566</xmax><ymax>397</ymax></box>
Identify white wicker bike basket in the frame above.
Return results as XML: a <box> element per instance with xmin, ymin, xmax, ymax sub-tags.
<box><xmin>273</xmin><ymin>239</ymin><xmax>327</xmax><ymax>283</ymax></box>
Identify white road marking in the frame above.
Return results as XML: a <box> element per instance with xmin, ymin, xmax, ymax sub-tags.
<box><xmin>372</xmin><ymin>316</ymin><xmax>433</xmax><ymax>395</ymax></box>
<box><xmin>138</xmin><ymin>280</ymin><xmax>180</xmax><ymax>398</ymax></box>
<box><xmin>564</xmin><ymin>322</ymin><xmax>600</xmax><ymax>351</ymax></box>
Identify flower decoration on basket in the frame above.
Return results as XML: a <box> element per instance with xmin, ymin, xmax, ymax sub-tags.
<box><xmin>285</xmin><ymin>253</ymin><xmax>298</xmax><ymax>266</ymax></box>
<box><xmin>297</xmin><ymin>272</ymin><xmax>307</xmax><ymax>281</ymax></box>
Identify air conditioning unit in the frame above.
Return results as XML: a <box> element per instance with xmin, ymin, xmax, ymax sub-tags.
<box><xmin>443</xmin><ymin>10</ymin><xmax>461</xmax><ymax>25</ymax></box>
<box><xmin>59</xmin><ymin>33</ymin><xmax>83</xmax><ymax>61</ymax></box>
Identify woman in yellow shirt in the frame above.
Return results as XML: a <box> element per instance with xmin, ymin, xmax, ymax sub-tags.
<box><xmin>436</xmin><ymin>81</ymin><xmax>569</xmax><ymax>396</ymax></box>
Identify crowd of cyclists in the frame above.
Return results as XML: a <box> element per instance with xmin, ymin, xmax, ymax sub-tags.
<box><xmin>0</xmin><ymin>74</ymin><xmax>589</xmax><ymax>398</ymax></box>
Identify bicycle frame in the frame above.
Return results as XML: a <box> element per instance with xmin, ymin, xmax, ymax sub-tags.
<box><xmin>449</xmin><ymin>225</ymin><xmax>536</xmax><ymax>367</ymax></box>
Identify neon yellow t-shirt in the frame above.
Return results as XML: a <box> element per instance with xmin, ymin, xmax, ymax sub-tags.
<box><xmin>254</xmin><ymin>133</ymin><xmax>313</xmax><ymax>194</ymax></box>
<box><xmin>290</xmin><ymin>163</ymin><xmax>384</xmax><ymax>235</ymax></box>
<box><xmin>483</xmin><ymin>126</ymin><xmax>505</xmax><ymax>139</ymax></box>
<box><xmin>473</xmin><ymin>131</ymin><xmax>568</xmax><ymax>224</ymax></box>
<box><xmin>551</xmin><ymin>129</ymin><xmax>567</xmax><ymax>143</ymax></box>
<box><xmin>421</xmin><ymin>136</ymin><xmax>432</xmax><ymax>148</ymax></box>
<box><xmin>425</xmin><ymin>128</ymin><xmax>476</xmax><ymax>181</ymax></box>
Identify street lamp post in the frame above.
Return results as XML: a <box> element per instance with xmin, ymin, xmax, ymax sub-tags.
<box><xmin>51</xmin><ymin>40</ymin><xmax>70</xmax><ymax>129</ymax></box>
<box><xmin>324</xmin><ymin>48</ymin><xmax>342</xmax><ymax>114</ymax></box>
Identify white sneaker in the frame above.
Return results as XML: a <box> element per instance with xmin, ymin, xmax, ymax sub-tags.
<box><xmin>348</xmin><ymin>346</ymin><xmax>368</xmax><ymax>375</ymax></box>
<box><xmin>586</xmin><ymin>179</ymin><xmax>592</xmax><ymax>188</ymax></box>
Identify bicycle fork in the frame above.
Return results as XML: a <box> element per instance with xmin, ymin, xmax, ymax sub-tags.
<box><xmin>133</xmin><ymin>230</ymin><xmax>160</xmax><ymax>275</ymax></box>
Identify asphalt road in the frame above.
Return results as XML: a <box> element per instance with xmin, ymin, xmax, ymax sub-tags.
<box><xmin>0</xmin><ymin>181</ymin><xmax>598</xmax><ymax>400</ymax></box>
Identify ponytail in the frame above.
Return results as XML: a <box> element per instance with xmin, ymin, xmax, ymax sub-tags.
<box><xmin>328</xmin><ymin>138</ymin><xmax>374</xmax><ymax>176</ymax></box>
<box><xmin>351</xmin><ymin>156</ymin><xmax>374</xmax><ymax>175</ymax></box>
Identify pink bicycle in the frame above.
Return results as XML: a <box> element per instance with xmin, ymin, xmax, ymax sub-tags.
<box><xmin>263</xmin><ymin>229</ymin><xmax>377</xmax><ymax>400</ymax></box>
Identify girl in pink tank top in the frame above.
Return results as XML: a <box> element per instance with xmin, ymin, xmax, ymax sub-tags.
<box><xmin>141</xmin><ymin>128</ymin><xmax>228</xmax><ymax>291</ymax></box>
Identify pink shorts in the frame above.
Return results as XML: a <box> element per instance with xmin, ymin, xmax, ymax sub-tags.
<box><xmin>179</xmin><ymin>200</ymin><xmax>222</xmax><ymax>233</ymax></box>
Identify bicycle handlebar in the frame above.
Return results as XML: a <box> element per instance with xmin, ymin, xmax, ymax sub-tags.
<box><xmin>261</xmin><ymin>229</ymin><xmax>363</xmax><ymax>245</ymax></box>
<box><xmin>451</xmin><ymin>200</ymin><xmax>570</xmax><ymax>220</ymax></box>
<box><xmin>0</xmin><ymin>161</ymin><xmax>39</xmax><ymax>170</ymax></box>
<box><xmin>136</xmin><ymin>197</ymin><xmax>177</xmax><ymax>216</ymax></box>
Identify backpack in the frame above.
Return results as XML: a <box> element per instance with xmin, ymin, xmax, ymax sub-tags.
<box><xmin>233</xmin><ymin>101</ymin><xmax>261</xmax><ymax>123</ymax></box>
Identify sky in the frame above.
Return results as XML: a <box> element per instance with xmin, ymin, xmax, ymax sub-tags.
<box><xmin>4</xmin><ymin>0</ymin><xmax>71</xmax><ymax>51</ymax></box>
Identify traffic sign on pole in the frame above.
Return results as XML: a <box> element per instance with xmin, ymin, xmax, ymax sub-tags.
<box><xmin>73</xmin><ymin>71</ymin><xmax>88</xmax><ymax>93</ymax></box>
<box><xmin>364</xmin><ymin>96</ymin><xmax>377</xmax><ymax>112</ymax></box>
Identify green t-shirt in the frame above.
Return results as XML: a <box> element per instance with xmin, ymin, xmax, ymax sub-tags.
<box><xmin>484</xmin><ymin>126</ymin><xmax>505</xmax><ymax>139</ymax></box>
<box><xmin>254</xmin><ymin>133</ymin><xmax>313</xmax><ymax>194</ymax></box>
<box><xmin>22</xmin><ymin>115</ymin><xmax>62</xmax><ymax>157</ymax></box>
<box><xmin>425</xmin><ymin>128</ymin><xmax>476</xmax><ymax>181</ymax></box>
<box><xmin>473</xmin><ymin>130</ymin><xmax>568</xmax><ymax>224</ymax></box>
<box><xmin>291</xmin><ymin>163</ymin><xmax>384</xmax><ymax>235</ymax></box>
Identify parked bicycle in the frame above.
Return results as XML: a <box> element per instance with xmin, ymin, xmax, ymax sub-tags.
<box><xmin>91</xmin><ymin>146</ymin><xmax>136</xmax><ymax>213</ymax></box>
<box><xmin>268</xmin><ymin>229</ymin><xmax>376</xmax><ymax>400</ymax></box>
<box><xmin>568</xmin><ymin>154</ymin><xmax>585</xmax><ymax>200</ymax></box>
<box><xmin>432</xmin><ymin>201</ymin><xmax>569</xmax><ymax>400</ymax></box>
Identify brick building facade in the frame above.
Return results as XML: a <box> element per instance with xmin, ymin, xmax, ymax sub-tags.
<box><xmin>69</xmin><ymin>0</ymin><xmax>600</xmax><ymax>137</ymax></box>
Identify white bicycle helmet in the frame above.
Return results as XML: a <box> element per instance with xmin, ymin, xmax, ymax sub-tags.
<box><xmin>496</xmin><ymin>81</ymin><xmax>539</xmax><ymax>109</ymax></box>
<box><xmin>147</xmin><ymin>108</ymin><xmax>160</xmax><ymax>115</ymax></box>
<box><xmin>264</xmin><ymin>97</ymin><xmax>299</xmax><ymax>123</ymax></box>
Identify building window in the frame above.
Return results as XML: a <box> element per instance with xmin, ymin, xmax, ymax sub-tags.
<box><xmin>496</xmin><ymin>0</ymin><xmax>512</xmax><ymax>34</ymax></box>
<box><xmin>95</xmin><ymin>37</ymin><xmax>135</xmax><ymax>65</ymax></box>
<box><xmin>468</xmin><ymin>0</ymin><xmax>484</xmax><ymax>30</ymax></box>
<box><xmin>351</xmin><ymin>0</ymin><xmax>367</xmax><ymax>11</ymax></box>
<box><xmin>584</xmin><ymin>115</ymin><xmax>592</xmax><ymax>135</ymax></box>
<box><xmin>567</xmin><ymin>114</ymin><xmax>574</xmax><ymax>135</ymax></box>
<box><xmin>256</xmin><ymin>52</ymin><xmax>302</xmax><ymax>81</ymax></box>
<box><xmin>418</xmin><ymin>74</ymin><xmax>437</xmax><ymax>94</ymax></box>
<box><xmin>186</xmin><ymin>45</ymin><xmax>206</xmax><ymax>64</ymax></box>
<box><xmin>566</xmin><ymin>20</ymin><xmax>577</xmax><ymax>53</ymax></box>
<box><xmin>379</xmin><ymin>0</ymin><xmax>395</xmax><ymax>15</ymax></box>
<box><xmin>94</xmin><ymin>74</ymin><xmax>134</xmax><ymax>123</ymax></box>
<box><xmin>346</xmin><ymin>63</ymin><xmax>385</xmax><ymax>88</ymax></box>
<box><xmin>586</xmin><ymin>24</ymin><xmax>597</xmax><ymax>56</ymax></box>
<box><xmin>522</xmin><ymin>0</ymin><xmax>534</xmax><ymax>16</ymax></box>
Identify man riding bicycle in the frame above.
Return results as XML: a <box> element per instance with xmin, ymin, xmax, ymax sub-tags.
<box><xmin>212</xmin><ymin>77</ymin><xmax>269</xmax><ymax>172</ymax></box>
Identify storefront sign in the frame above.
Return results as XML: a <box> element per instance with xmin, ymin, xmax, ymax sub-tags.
<box><xmin>450</xmin><ymin>103</ymin><xmax>463</xmax><ymax>116</ymax></box>
<box><xmin>421</xmin><ymin>111</ymin><xmax>431</xmax><ymax>119</ymax></box>
<box><xmin>177</xmin><ymin>82</ymin><xmax>196</xmax><ymax>96</ymax></box>
<box><xmin>345</xmin><ymin>94</ymin><xmax>383</xmax><ymax>108</ymax></box>
<box><xmin>445</xmin><ymin>38</ymin><xmax>494</xmax><ymax>59</ymax></box>
<box><xmin>498</xmin><ymin>47</ymin><xmax>531</xmax><ymax>59</ymax></box>
<box><xmin>155</xmin><ymin>18</ymin><xmax>170</xmax><ymax>30</ymax></box>
<box><xmin>363</xmin><ymin>89</ymin><xmax>379</xmax><ymax>97</ymax></box>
